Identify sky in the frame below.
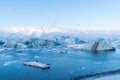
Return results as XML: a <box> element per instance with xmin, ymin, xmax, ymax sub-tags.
<box><xmin>0</xmin><ymin>0</ymin><xmax>120</xmax><ymax>30</ymax></box>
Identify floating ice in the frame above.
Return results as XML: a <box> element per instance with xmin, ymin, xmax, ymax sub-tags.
<box><xmin>94</xmin><ymin>62</ymin><xmax>102</xmax><ymax>65</ymax></box>
<box><xmin>67</xmin><ymin>44</ymin><xmax>85</xmax><ymax>49</ymax></box>
<box><xmin>0</xmin><ymin>27</ymin><xmax>119</xmax><ymax>50</ymax></box>
<box><xmin>83</xmin><ymin>40</ymin><xmax>115</xmax><ymax>52</ymax></box>
<box><xmin>3</xmin><ymin>60</ymin><xmax>17</xmax><ymax>66</ymax></box>
<box><xmin>17</xmin><ymin>52</ymin><xmax>27</xmax><ymax>56</ymax></box>
<box><xmin>23</xmin><ymin>61</ymin><xmax>50</xmax><ymax>69</ymax></box>
<box><xmin>0</xmin><ymin>54</ymin><xmax>12</xmax><ymax>60</ymax></box>
<box><xmin>81</xmin><ymin>67</ymin><xmax>86</xmax><ymax>70</ymax></box>
<box><xmin>3</xmin><ymin>41</ymin><xmax>26</xmax><ymax>48</ymax></box>
<box><xmin>0</xmin><ymin>48</ymin><xmax>5</xmax><ymax>52</ymax></box>
<box><xmin>34</xmin><ymin>56</ymin><xmax>40</xmax><ymax>59</ymax></box>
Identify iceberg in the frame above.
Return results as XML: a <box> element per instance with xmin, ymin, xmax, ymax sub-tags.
<box><xmin>67</xmin><ymin>44</ymin><xmax>85</xmax><ymax>50</ymax></box>
<box><xmin>15</xmin><ymin>43</ymin><xmax>27</xmax><ymax>48</ymax></box>
<box><xmin>23</xmin><ymin>61</ymin><xmax>50</xmax><ymax>69</ymax></box>
<box><xmin>24</xmin><ymin>38</ymin><xmax>53</xmax><ymax>48</ymax></box>
<box><xmin>74</xmin><ymin>37</ymin><xmax>85</xmax><ymax>44</ymax></box>
<box><xmin>83</xmin><ymin>40</ymin><xmax>115</xmax><ymax>52</ymax></box>
<box><xmin>0</xmin><ymin>27</ymin><xmax>119</xmax><ymax>49</ymax></box>
<box><xmin>3</xmin><ymin>41</ymin><xmax>26</xmax><ymax>48</ymax></box>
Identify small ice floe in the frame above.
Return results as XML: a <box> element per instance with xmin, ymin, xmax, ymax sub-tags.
<box><xmin>70</xmin><ymin>70</ymin><xmax>74</xmax><ymax>74</ymax></box>
<box><xmin>17</xmin><ymin>52</ymin><xmax>27</xmax><ymax>56</ymax></box>
<box><xmin>23</xmin><ymin>61</ymin><xmax>50</xmax><ymax>69</ymax></box>
<box><xmin>0</xmin><ymin>54</ymin><xmax>12</xmax><ymax>60</ymax></box>
<box><xmin>34</xmin><ymin>56</ymin><xmax>40</xmax><ymax>59</ymax></box>
<box><xmin>81</xmin><ymin>67</ymin><xmax>86</xmax><ymax>70</ymax></box>
<box><xmin>3</xmin><ymin>60</ymin><xmax>17</xmax><ymax>66</ymax></box>
<box><xmin>94</xmin><ymin>62</ymin><xmax>102</xmax><ymax>65</ymax></box>
<box><xmin>0</xmin><ymin>48</ymin><xmax>5</xmax><ymax>52</ymax></box>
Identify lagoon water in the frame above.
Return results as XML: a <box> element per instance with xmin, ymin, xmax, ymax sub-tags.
<box><xmin>1</xmin><ymin>47</ymin><xmax>120</xmax><ymax>80</ymax></box>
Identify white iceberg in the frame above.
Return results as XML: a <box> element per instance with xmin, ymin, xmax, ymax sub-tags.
<box><xmin>83</xmin><ymin>40</ymin><xmax>115</xmax><ymax>52</ymax></box>
<box><xmin>23</xmin><ymin>61</ymin><xmax>50</xmax><ymax>69</ymax></box>
<box><xmin>15</xmin><ymin>43</ymin><xmax>27</xmax><ymax>48</ymax></box>
<box><xmin>3</xmin><ymin>41</ymin><xmax>26</xmax><ymax>48</ymax></box>
<box><xmin>67</xmin><ymin>44</ymin><xmax>85</xmax><ymax>49</ymax></box>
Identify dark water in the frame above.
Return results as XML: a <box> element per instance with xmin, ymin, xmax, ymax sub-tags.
<box><xmin>1</xmin><ymin>47</ymin><xmax>120</xmax><ymax>80</ymax></box>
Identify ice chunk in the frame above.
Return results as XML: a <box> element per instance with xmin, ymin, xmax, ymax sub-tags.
<box><xmin>3</xmin><ymin>41</ymin><xmax>26</xmax><ymax>48</ymax></box>
<box><xmin>0</xmin><ymin>54</ymin><xmax>12</xmax><ymax>60</ymax></box>
<box><xmin>3</xmin><ymin>41</ymin><xmax>16</xmax><ymax>48</ymax></box>
<box><xmin>94</xmin><ymin>62</ymin><xmax>102</xmax><ymax>65</ymax></box>
<box><xmin>34</xmin><ymin>56</ymin><xmax>40</xmax><ymax>59</ymax></box>
<box><xmin>17</xmin><ymin>52</ymin><xmax>27</xmax><ymax>56</ymax></box>
<box><xmin>83</xmin><ymin>40</ymin><xmax>115</xmax><ymax>52</ymax></box>
<box><xmin>15</xmin><ymin>43</ymin><xmax>27</xmax><ymax>48</ymax></box>
<box><xmin>67</xmin><ymin>44</ymin><xmax>85</xmax><ymax>49</ymax></box>
<box><xmin>23</xmin><ymin>61</ymin><xmax>50</xmax><ymax>69</ymax></box>
<box><xmin>74</xmin><ymin>37</ymin><xmax>85</xmax><ymax>44</ymax></box>
<box><xmin>3</xmin><ymin>60</ymin><xmax>17</xmax><ymax>66</ymax></box>
<box><xmin>0</xmin><ymin>48</ymin><xmax>5</xmax><ymax>52</ymax></box>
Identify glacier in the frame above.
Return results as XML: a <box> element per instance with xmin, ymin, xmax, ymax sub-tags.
<box><xmin>0</xmin><ymin>27</ymin><xmax>118</xmax><ymax>52</ymax></box>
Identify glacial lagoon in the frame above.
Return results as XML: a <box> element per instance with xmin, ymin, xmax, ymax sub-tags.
<box><xmin>1</xmin><ymin>47</ymin><xmax>120</xmax><ymax>80</ymax></box>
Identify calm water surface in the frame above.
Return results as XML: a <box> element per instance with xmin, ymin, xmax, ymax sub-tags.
<box><xmin>0</xmin><ymin>47</ymin><xmax>120</xmax><ymax>80</ymax></box>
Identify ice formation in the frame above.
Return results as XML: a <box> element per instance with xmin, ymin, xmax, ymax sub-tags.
<box><xmin>3</xmin><ymin>60</ymin><xmax>17</xmax><ymax>66</ymax></box>
<box><xmin>23</xmin><ymin>61</ymin><xmax>50</xmax><ymax>69</ymax></box>
<box><xmin>83</xmin><ymin>40</ymin><xmax>115</xmax><ymax>52</ymax></box>
<box><xmin>3</xmin><ymin>41</ymin><xmax>26</xmax><ymax>48</ymax></box>
<box><xmin>0</xmin><ymin>27</ymin><xmax>117</xmax><ymax>51</ymax></box>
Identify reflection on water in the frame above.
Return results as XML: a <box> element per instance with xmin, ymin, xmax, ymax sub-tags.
<box><xmin>0</xmin><ymin>48</ymin><xmax>120</xmax><ymax>80</ymax></box>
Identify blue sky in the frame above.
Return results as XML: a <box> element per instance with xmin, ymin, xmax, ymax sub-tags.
<box><xmin>0</xmin><ymin>0</ymin><xmax>120</xmax><ymax>30</ymax></box>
